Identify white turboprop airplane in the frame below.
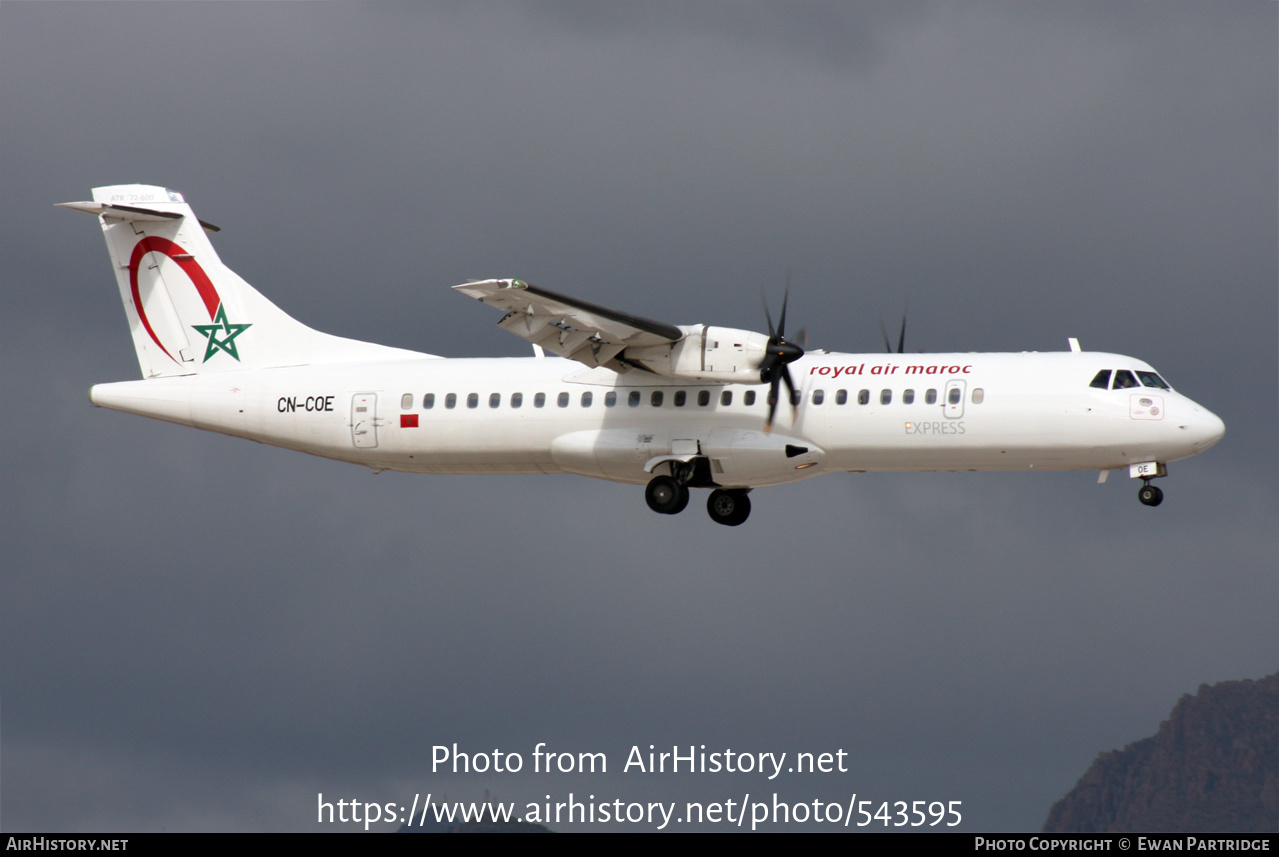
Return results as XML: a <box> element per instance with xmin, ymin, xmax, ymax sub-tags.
<box><xmin>62</xmin><ymin>184</ymin><xmax>1225</xmax><ymax>526</ymax></box>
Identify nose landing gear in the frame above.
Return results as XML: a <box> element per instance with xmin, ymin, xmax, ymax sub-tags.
<box><xmin>1138</xmin><ymin>479</ymin><xmax>1164</xmax><ymax>507</ymax></box>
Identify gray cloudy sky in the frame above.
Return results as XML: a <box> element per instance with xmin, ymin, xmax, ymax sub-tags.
<box><xmin>2</xmin><ymin>1</ymin><xmax>1275</xmax><ymax>832</ymax></box>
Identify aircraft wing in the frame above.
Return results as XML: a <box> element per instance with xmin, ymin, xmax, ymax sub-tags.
<box><xmin>453</xmin><ymin>279</ymin><xmax>683</xmax><ymax>370</ymax></box>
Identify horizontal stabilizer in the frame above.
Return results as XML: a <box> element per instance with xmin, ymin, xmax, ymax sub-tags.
<box><xmin>56</xmin><ymin>201</ymin><xmax>221</xmax><ymax>233</ymax></box>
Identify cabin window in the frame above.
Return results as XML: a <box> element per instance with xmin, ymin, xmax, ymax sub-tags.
<box><xmin>972</xmin><ymin>388</ymin><xmax>984</xmax><ymax>404</ymax></box>
<box><xmin>534</xmin><ymin>393</ymin><xmax>546</xmax><ymax>408</ymax></box>
<box><xmin>880</xmin><ymin>389</ymin><xmax>892</xmax><ymax>405</ymax></box>
<box><xmin>791</xmin><ymin>390</ymin><xmax>802</xmax><ymax>406</ymax></box>
<box><xmin>467</xmin><ymin>393</ymin><xmax>479</xmax><ymax>409</ymax></box>
<box><xmin>628</xmin><ymin>390</ymin><xmax>641</xmax><ymax>407</ymax></box>
<box><xmin>1112</xmin><ymin>370</ymin><xmax>1139</xmax><ymax>390</ymax></box>
<box><xmin>445</xmin><ymin>393</ymin><xmax>457</xmax><ymax>409</ymax></box>
<box><xmin>948</xmin><ymin>388</ymin><xmax>962</xmax><ymax>405</ymax></box>
<box><xmin>557</xmin><ymin>392</ymin><xmax>570</xmax><ymax>408</ymax></box>
<box><xmin>721</xmin><ymin>390</ymin><xmax>732</xmax><ymax>406</ymax></box>
<box><xmin>858</xmin><ymin>389</ymin><xmax>870</xmax><ymax>405</ymax></box>
<box><xmin>925</xmin><ymin>388</ymin><xmax>937</xmax><ymax>405</ymax></box>
<box><xmin>423</xmin><ymin>393</ymin><xmax>435</xmax><ymax>409</ymax></box>
<box><xmin>489</xmin><ymin>393</ymin><xmax>501</xmax><ymax>408</ymax></box>
<box><xmin>581</xmin><ymin>391</ymin><xmax>593</xmax><ymax>407</ymax></box>
<box><xmin>673</xmin><ymin>390</ymin><xmax>686</xmax><ymax>407</ymax></box>
<box><xmin>698</xmin><ymin>390</ymin><xmax>711</xmax><ymax>406</ymax></box>
<box><xmin>1137</xmin><ymin>371</ymin><xmax>1170</xmax><ymax>390</ymax></box>
<box><xmin>401</xmin><ymin>393</ymin><xmax>413</xmax><ymax>409</ymax></box>
<box><xmin>510</xmin><ymin>393</ymin><xmax>523</xmax><ymax>409</ymax></box>
<box><xmin>651</xmin><ymin>391</ymin><xmax>664</xmax><ymax>407</ymax></box>
<box><xmin>605</xmin><ymin>391</ymin><xmax>617</xmax><ymax>407</ymax></box>
<box><xmin>744</xmin><ymin>390</ymin><xmax>756</xmax><ymax>406</ymax></box>
<box><xmin>1089</xmin><ymin>370</ymin><xmax>1111</xmax><ymax>390</ymax></box>
<box><xmin>903</xmin><ymin>389</ymin><xmax>915</xmax><ymax>405</ymax></box>
<box><xmin>835</xmin><ymin>389</ymin><xmax>847</xmax><ymax>405</ymax></box>
<box><xmin>812</xmin><ymin>389</ymin><xmax>825</xmax><ymax>405</ymax></box>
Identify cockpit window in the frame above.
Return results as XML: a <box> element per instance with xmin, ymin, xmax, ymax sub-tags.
<box><xmin>1137</xmin><ymin>371</ymin><xmax>1170</xmax><ymax>390</ymax></box>
<box><xmin>1089</xmin><ymin>370</ymin><xmax>1111</xmax><ymax>390</ymax></box>
<box><xmin>1112</xmin><ymin>370</ymin><xmax>1139</xmax><ymax>389</ymax></box>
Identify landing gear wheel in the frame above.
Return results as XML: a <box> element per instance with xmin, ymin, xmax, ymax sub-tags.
<box><xmin>646</xmin><ymin>475</ymin><xmax>689</xmax><ymax>515</ymax></box>
<box><xmin>1138</xmin><ymin>483</ymin><xmax>1164</xmax><ymax>507</ymax></box>
<box><xmin>707</xmin><ymin>489</ymin><xmax>751</xmax><ymax>526</ymax></box>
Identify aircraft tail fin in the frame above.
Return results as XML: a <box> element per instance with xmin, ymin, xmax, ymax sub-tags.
<box><xmin>60</xmin><ymin>184</ymin><xmax>430</xmax><ymax>378</ymax></box>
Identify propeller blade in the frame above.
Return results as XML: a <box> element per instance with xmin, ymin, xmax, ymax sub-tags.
<box><xmin>780</xmin><ymin>366</ymin><xmax>799</xmax><ymax>423</ymax></box>
<box><xmin>897</xmin><ymin>295</ymin><xmax>910</xmax><ymax>353</ymax></box>
<box><xmin>777</xmin><ymin>282</ymin><xmax>790</xmax><ymax>340</ymax></box>
<box><xmin>878</xmin><ymin>313</ymin><xmax>893</xmax><ymax>354</ymax></box>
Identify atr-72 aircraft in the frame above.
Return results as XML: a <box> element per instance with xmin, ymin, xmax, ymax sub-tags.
<box><xmin>62</xmin><ymin>185</ymin><xmax>1225</xmax><ymax>526</ymax></box>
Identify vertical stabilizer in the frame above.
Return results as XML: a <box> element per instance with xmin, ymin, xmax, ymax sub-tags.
<box><xmin>59</xmin><ymin>184</ymin><xmax>431</xmax><ymax>378</ymax></box>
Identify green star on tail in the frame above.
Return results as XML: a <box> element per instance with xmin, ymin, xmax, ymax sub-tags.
<box><xmin>192</xmin><ymin>304</ymin><xmax>252</xmax><ymax>362</ymax></box>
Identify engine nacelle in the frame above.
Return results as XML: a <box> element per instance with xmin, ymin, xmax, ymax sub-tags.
<box><xmin>626</xmin><ymin>325</ymin><xmax>769</xmax><ymax>383</ymax></box>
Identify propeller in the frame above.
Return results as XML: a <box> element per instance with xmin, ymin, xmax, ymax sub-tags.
<box><xmin>759</xmin><ymin>284</ymin><xmax>805</xmax><ymax>432</ymax></box>
<box><xmin>878</xmin><ymin>295</ymin><xmax>910</xmax><ymax>353</ymax></box>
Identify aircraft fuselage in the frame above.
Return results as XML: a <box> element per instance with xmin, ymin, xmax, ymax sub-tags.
<box><xmin>90</xmin><ymin>350</ymin><xmax>1224</xmax><ymax>488</ymax></box>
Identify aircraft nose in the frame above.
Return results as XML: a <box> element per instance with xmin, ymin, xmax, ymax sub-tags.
<box><xmin>1184</xmin><ymin>404</ymin><xmax>1225</xmax><ymax>452</ymax></box>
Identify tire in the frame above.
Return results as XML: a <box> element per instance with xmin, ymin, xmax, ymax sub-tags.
<box><xmin>1138</xmin><ymin>484</ymin><xmax>1164</xmax><ymax>507</ymax></box>
<box><xmin>707</xmin><ymin>488</ymin><xmax>751</xmax><ymax>526</ymax></box>
<box><xmin>646</xmin><ymin>475</ymin><xmax>689</xmax><ymax>515</ymax></box>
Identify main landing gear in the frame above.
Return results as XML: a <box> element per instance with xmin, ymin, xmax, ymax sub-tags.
<box><xmin>706</xmin><ymin>488</ymin><xmax>751</xmax><ymax>526</ymax></box>
<box><xmin>1138</xmin><ymin>479</ymin><xmax>1164</xmax><ymax>507</ymax></box>
<box><xmin>644</xmin><ymin>464</ymin><xmax>753</xmax><ymax>525</ymax></box>
<box><xmin>645</xmin><ymin>475</ymin><xmax>689</xmax><ymax>515</ymax></box>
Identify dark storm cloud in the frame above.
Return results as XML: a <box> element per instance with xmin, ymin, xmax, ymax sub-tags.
<box><xmin>2</xmin><ymin>1</ymin><xmax>1274</xmax><ymax>831</ymax></box>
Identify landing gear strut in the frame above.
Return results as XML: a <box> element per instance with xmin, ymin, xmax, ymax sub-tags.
<box><xmin>1138</xmin><ymin>480</ymin><xmax>1164</xmax><ymax>507</ymax></box>
<box><xmin>645</xmin><ymin>474</ymin><xmax>689</xmax><ymax>515</ymax></box>
<box><xmin>706</xmin><ymin>489</ymin><xmax>751</xmax><ymax>526</ymax></box>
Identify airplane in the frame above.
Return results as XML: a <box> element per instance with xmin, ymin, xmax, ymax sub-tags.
<box><xmin>60</xmin><ymin>184</ymin><xmax>1225</xmax><ymax>526</ymax></box>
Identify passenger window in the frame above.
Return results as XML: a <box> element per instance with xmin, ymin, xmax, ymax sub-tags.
<box><xmin>423</xmin><ymin>393</ymin><xmax>435</xmax><ymax>409</ymax></box>
<box><xmin>534</xmin><ymin>393</ymin><xmax>546</xmax><ymax>408</ymax></box>
<box><xmin>674</xmin><ymin>390</ymin><xmax>686</xmax><ymax>407</ymax></box>
<box><xmin>791</xmin><ymin>390</ymin><xmax>802</xmax><ymax>406</ymax></box>
<box><xmin>698</xmin><ymin>390</ymin><xmax>710</xmax><ymax>406</ymax></box>
<box><xmin>926</xmin><ymin>389</ymin><xmax>937</xmax><ymax>405</ymax></box>
<box><xmin>721</xmin><ymin>390</ymin><xmax>733</xmax><ymax>406</ymax></box>
<box><xmin>467</xmin><ymin>393</ymin><xmax>479</xmax><ymax>409</ymax></box>
<box><xmin>1137</xmin><ymin>371</ymin><xmax>1170</xmax><ymax>390</ymax></box>
<box><xmin>489</xmin><ymin>393</ymin><xmax>501</xmax><ymax>408</ymax></box>
<box><xmin>903</xmin><ymin>389</ymin><xmax>915</xmax><ymax>405</ymax></box>
<box><xmin>1089</xmin><ymin>370</ymin><xmax>1112</xmax><ymax>390</ymax></box>
<box><xmin>557</xmin><ymin>392</ymin><xmax>570</xmax><ymax>408</ymax></box>
<box><xmin>948</xmin><ymin>388</ymin><xmax>962</xmax><ymax>405</ymax></box>
<box><xmin>972</xmin><ymin>388</ymin><xmax>984</xmax><ymax>404</ymax></box>
<box><xmin>511</xmin><ymin>393</ymin><xmax>523</xmax><ymax>409</ymax></box>
<box><xmin>880</xmin><ymin>389</ymin><xmax>892</xmax><ymax>405</ymax></box>
<box><xmin>1113</xmin><ymin>370</ymin><xmax>1139</xmax><ymax>389</ymax></box>
<box><xmin>581</xmin><ymin>392</ymin><xmax>592</xmax><ymax>407</ymax></box>
<box><xmin>812</xmin><ymin>389</ymin><xmax>825</xmax><ymax>405</ymax></box>
<box><xmin>651</xmin><ymin>391</ymin><xmax>664</xmax><ymax>407</ymax></box>
<box><xmin>445</xmin><ymin>393</ymin><xmax>457</xmax><ymax>409</ymax></box>
<box><xmin>628</xmin><ymin>390</ymin><xmax>641</xmax><ymax>407</ymax></box>
<box><xmin>835</xmin><ymin>389</ymin><xmax>847</xmax><ymax>405</ymax></box>
<box><xmin>858</xmin><ymin>389</ymin><xmax>870</xmax><ymax>405</ymax></box>
<box><xmin>744</xmin><ymin>390</ymin><xmax>756</xmax><ymax>406</ymax></box>
<box><xmin>605</xmin><ymin>391</ymin><xmax>617</xmax><ymax>407</ymax></box>
<box><xmin>401</xmin><ymin>393</ymin><xmax>413</xmax><ymax>409</ymax></box>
